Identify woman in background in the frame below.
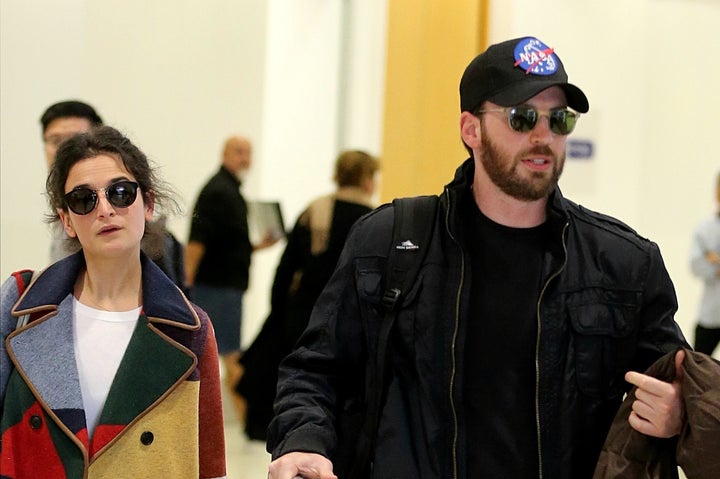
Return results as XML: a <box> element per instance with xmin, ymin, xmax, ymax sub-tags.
<box><xmin>0</xmin><ymin>126</ymin><xmax>226</xmax><ymax>478</ymax></box>
<box><xmin>237</xmin><ymin>150</ymin><xmax>379</xmax><ymax>441</ymax></box>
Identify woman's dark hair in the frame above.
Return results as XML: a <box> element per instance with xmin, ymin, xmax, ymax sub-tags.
<box><xmin>46</xmin><ymin>125</ymin><xmax>180</xmax><ymax>255</ymax></box>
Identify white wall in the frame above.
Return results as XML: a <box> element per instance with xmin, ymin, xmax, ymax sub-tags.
<box><xmin>1</xmin><ymin>0</ymin><xmax>270</xmax><ymax>272</ymax></box>
<box><xmin>0</xmin><ymin>0</ymin><xmax>388</xmax><ymax>347</ymax></box>
<box><xmin>489</xmin><ymin>0</ymin><xmax>720</xmax><ymax>348</ymax></box>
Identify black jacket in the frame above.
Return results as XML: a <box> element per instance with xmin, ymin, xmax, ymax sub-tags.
<box><xmin>268</xmin><ymin>159</ymin><xmax>688</xmax><ymax>479</ymax></box>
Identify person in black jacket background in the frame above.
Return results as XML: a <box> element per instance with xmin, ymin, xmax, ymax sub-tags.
<box><xmin>185</xmin><ymin>135</ymin><xmax>279</xmax><ymax>422</ymax></box>
<box><xmin>237</xmin><ymin>150</ymin><xmax>379</xmax><ymax>441</ymax></box>
<box><xmin>267</xmin><ymin>37</ymin><xmax>689</xmax><ymax>479</ymax></box>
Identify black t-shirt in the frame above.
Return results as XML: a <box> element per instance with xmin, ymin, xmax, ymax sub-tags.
<box><xmin>464</xmin><ymin>197</ymin><xmax>550</xmax><ymax>478</ymax></box>
<box><xmin>188</xmin><ymin>166</ymin><xmax>252</xmax><ymax>290</ymax></box>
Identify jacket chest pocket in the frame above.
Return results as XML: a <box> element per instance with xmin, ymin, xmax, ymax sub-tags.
<box><xmin>567</xmin><ymin>291</ymin><xmax>640</xmax><ymax>399</ymax></box>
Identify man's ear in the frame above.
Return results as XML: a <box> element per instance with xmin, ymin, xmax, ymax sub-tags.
<box><xmin>58</xmin><ymin>209</ymin><xmax>77</xmax><ymax>238</ymax></box>
<box><xmin>460</xmin><ymin>111</ymin><xmax>482</xmax><ymax>150</ymax></box>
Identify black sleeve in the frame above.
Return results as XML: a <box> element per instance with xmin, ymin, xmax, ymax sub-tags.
<box><xmin>633</xmin><ymin>241</ymin><xmax>690</xmax><ymax>372</ymax></box>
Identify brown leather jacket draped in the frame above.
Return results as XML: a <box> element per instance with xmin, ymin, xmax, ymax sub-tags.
<box><xmin>593</xmin><ymin>347</ymin><xmax>720</xmax><ymax>479</ymax></box>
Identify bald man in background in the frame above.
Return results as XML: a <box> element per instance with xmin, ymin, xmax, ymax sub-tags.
<box><xmin>186</xmin><ymin>136</ymin><xmax>277</xmax><ymax>420</ymax></box>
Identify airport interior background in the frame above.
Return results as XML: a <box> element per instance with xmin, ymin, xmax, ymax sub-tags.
<box><xmin>1</xmin><ymin>0</ymin><xmax>718</xmax><ymax>477</ymax></box>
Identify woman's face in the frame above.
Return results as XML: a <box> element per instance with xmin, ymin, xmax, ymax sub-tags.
<box><xmin>58</xmin><ymin>154</ymin><xmax>153</xmax><ymax>261</ymax></box>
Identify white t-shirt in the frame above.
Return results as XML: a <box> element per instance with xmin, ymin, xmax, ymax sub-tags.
<box><xmin>72</xmin><ymin>298</ymin><xmax>140</xmax><ymax>438</ymax></box>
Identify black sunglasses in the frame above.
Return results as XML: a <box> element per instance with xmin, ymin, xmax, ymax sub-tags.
<box><xmin>475</xmin><ymin>106</ymin><xmax>580</xmax><ymax>135</ymax></box>
<box><xmin>64</xmin><ymin>180</ymin><xmax>140</xmax><ymax>215</ymax></box>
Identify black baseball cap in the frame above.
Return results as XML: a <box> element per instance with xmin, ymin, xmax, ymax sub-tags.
<box><xmin>460</xmin><ymin>36</ymin><xmax>589</xmax><ymax>113</ymax></box>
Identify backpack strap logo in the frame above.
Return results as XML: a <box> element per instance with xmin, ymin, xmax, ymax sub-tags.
<box><xmin>395</xmin><ymin>239</ymin><xmax>419</xmax><ymax>251</ymax></box>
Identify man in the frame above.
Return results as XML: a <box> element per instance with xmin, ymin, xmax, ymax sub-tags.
<box><xmin>185</xmin><ymin>135</ymin><xmax>277</xmax><ymax>420</ymax></box>
<box><xmin>689</xmin><ymin>171</ymin><xmax>720</xmax><ymax>355</ymax></box>
<box><xmin>40</xmin><ymin>100</ymin><xmax>103</xmax><ymax>261</ymax></box>
<box><xmin>267</xmin><ymin>37</ymin><xmax>689</xmax><ymax>479</ymax></box>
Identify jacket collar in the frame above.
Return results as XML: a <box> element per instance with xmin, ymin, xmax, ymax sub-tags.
<box><xmin>13</xmin><ymin>251</ymin><xmax>198</xmax><ymax>329</ymax></box>
<box><xmin>219</xmin><ymin>164</ymin><xmax>241</xmax><ymax>187</ymax></box>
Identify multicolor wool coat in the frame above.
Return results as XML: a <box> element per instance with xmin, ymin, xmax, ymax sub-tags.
<box><xmin>0</xmin><ymin>252</ymin><xmax>227</xmax><ymax>478</ymax></box>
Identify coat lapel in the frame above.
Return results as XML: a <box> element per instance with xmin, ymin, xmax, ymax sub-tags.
<box><xmin>90</xmin><ymin>313</ymin><xmax>196</xmax><ymax>455</ymax></box>
<box><xmin>8</xmin><ymin>252</ymin><xmax>201</xmax><ymax>458</ymax></box>
<box><xmin>8</xmin><ymin>295</ymin><xmax>87</xmax><ymax>438</ymax></box>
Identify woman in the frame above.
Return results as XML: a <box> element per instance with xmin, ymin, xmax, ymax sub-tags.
<box><xmin>0</xmin><ymin>126</ymin><xmax>226</xmax><ymax>478</ymax></box>
<box><xmin>237</xmin><ymin>150</ymin><xmax>379</xmax><ymax>441</ymax></box>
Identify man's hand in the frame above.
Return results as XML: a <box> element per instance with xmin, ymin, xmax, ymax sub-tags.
<box><xmin>268</xmin><ymin>452</ymin><xmax>337</xmax><ymax>479</ymax></box>
<box><xmin>254</xmin><ymin>232</ymin><xmax>281</xmax><ymax>251</ymax></box>
<box><xmin>624</xmin><ymin>349</ymin><xmax>685</xmax><ymax>438</ymax></box>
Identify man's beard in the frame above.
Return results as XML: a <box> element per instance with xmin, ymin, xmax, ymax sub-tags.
<box><xmin>479</xmin><ymin>127</ymin><xmax>564</xmax><ymax>201</ymax></box>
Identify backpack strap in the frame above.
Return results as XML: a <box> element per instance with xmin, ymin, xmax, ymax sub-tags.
<box><xmin>351</xmin><ymin>195</ymin><xmax>439</xmax><ymax>478</ymax></box>
<box><xmin>382</xmin><ymin>195</ymin><xmax>439</xmax><ymax>313</ymax></box>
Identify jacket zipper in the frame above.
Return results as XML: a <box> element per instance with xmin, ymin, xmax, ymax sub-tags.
<box><xmin>445</xmin><ymin>187</ymin><xmax>463</xmax><ymax>479</ymax></box>
<box><xmin>534</xmin><ymin>221</ymin><xmax>569</xmax><ymax>479</ymax></box>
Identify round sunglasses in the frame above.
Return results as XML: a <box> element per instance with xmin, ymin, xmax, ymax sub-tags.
<box><xmin>475</xmin><ymin>106</ymin><xmax>580</xmax><ymax>135</ymax></box>
<box><xmin>63</xmin><ymin>180</ymin><xmax>140</xmax><ymax>215</ymax></box>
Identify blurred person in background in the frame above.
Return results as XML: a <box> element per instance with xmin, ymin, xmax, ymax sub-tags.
<box><xmin>237</xmin><ymin>150</ymin><xmax>379</xmax><ymax>441</ymax></box>
<box><xmin>185</xmin><ymin>135</ymin><xmax>278</xmax><ymax>422</ymax></box>
<box><xmin>690</xmin><ymin>171</ymin><xmax>720</xmax><ymax>355</ymax></box>
<box><xmin>40</xmin><ymin>100</ymin><xmax>103</xmax><ymax>262</ymax></box>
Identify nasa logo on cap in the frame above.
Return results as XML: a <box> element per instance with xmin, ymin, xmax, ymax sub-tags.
<box><xmin>513</xmin><ymin>37</ymin><xmax>558</xmax><ymax>76</ymax></box>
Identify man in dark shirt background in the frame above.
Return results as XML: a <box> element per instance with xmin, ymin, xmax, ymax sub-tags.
<box><xmin>186</xmin><ymin>135</ymin><xmax>276</xmax><ymax>421</ymax></box>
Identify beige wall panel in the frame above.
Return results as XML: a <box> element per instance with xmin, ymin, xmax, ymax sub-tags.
<box><xmin>381</xmin><ymin>0</ymin><xmax>487</xmax><ymax>202</ymax></box>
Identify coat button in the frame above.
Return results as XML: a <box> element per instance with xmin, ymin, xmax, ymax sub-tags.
<box><xmin>140</xmin><ymin>431</ymin><xmax>154</xmax><ymax>445</ymax></box>
<box><xmin>29</xmin><ymin>415</ymin><xmax>42</xmax><ymax>429</ymax></box>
